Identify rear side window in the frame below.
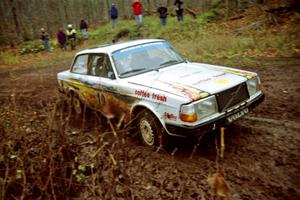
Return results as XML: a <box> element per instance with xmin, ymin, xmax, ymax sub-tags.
<box><xmin>72</xmin><ymin>55</ymin><xmax>88</xmax><ymax>74</ymax></box>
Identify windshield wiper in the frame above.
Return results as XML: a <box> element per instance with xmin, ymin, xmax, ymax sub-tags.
<box><xmin>160</xmin><ymin>60</ymin><xmax>183</xmax><ymax>66</ymax></box>
<box><xmin>119</xmin><ymin>68</ymin><xmax>146</xmax><ymax>77</ymax></box>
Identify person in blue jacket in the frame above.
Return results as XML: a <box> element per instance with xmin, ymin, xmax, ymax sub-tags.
<box><xmin>110</xmin><ymin>3</ymin><xmax>118</xmax><ymax>28</ymax></box>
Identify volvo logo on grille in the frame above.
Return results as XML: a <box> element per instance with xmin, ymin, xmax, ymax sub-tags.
<box><xmin>227</xmin><ymin>108</ymin><xmax>249</xmax><ymax>123</ymax></box>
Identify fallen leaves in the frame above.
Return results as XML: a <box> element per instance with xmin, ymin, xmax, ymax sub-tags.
<box><xmin>207</xmin><ymin>171</ymin><xmax>230</xmax><ymax>199</ymax></box>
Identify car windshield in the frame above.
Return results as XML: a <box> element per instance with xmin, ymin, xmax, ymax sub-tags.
<box><xmin>112</xmin><ymin>41</ymin><xmax>185</xmax><ymax>78</ymax></box>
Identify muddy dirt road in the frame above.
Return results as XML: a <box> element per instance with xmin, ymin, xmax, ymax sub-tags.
<box><xmin>0</xmin><ymin>57</ymin><xmax>299</xmax><ymax>200</ymax></box>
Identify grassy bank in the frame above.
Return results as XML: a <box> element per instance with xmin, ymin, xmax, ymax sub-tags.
<box><xmin>0</xmin><ymin>7</ymin><xmax>299</xmax><ymax>70</ymax></box>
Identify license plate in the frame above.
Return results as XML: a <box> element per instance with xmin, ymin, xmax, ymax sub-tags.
<box><xmin>227</xmin><ymin>108</ymin><xmax>249</xmax><ymax>123</ymax></box>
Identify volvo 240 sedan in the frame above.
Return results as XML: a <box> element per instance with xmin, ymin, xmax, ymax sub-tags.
<box><xmin>57</xmin><ymin>39</ymin><xmax>264</xmax><ymax>146</ymax></box>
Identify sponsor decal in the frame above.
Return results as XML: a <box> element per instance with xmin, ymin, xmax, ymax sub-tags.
<box><xmin>67</xmin><ymin>79</ymin><xmax>98</xmax><ymax>104</ymax></box>
<box><xmin>135</xmin><ymin>90</ymin><xmax>150</xmax><ymax>98</ymax></box>
<box><xmin>152</xmin><ymin>93</ymin><xmax>167</xmax><ymax>102</ymax></box>
<box><xmin>135</xmin><ymin>90</ymin><xmax>167</xmax><ymax>102</ymax></box>
<box><xmin>193</xmin><ymin>72</ymin><xmax>226</xmax><ymax>86</ymax></box>
<box><xmin>159</xmin><ymin>81</ymin><xmax>208</xmax><ymax>101</ymax></box>
<box><xmin>65</xmin><ymin>79</ymin><xmax>132</xmax><ymax>119</ymax></box>
<box><xmin>173</xmin><ymin>83</ymin><xmax>200</xmax><ymax>100</ymax></box>
<box><xmin>192</xmin><ymin>78</ymin><xmax>211</xmax><ymax>85</ymax></box>
<box><xmin>224</xmin><ymin>69</ymin><xmax>256</xmax><ymax>79</ymax></box>
<box><xmin>164</xmin><ymin>112</ymin><xmax>177</xmax><ymax>121</ymax></box>
<box><xmin>215</xmin><ymin>78</ymin><xmax>230</xmax><ymax>84</ymax></box>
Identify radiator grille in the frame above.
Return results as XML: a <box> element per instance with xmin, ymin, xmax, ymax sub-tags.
<box><xmin>216</xmin><ymin>83</ymin><xmax>249</xmax><ymax>112</ymax></box>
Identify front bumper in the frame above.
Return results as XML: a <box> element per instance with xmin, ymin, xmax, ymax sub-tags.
<box><xmin>165</xmin><ymin>92</ymin><xmax>265</xmax><ymax>137</ymax></box>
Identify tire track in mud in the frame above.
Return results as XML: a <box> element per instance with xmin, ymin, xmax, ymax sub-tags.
<box><xmin>168</xmin><ymin>114</ymin><xmax>300</xmax><ymax>199</ymax></box>
<box><xmin>228</xmin><ymin>117</ymin><xmax>300</xmax><ymax>200</ymax></box>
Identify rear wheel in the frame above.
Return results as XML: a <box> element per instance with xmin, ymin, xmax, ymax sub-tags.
<box><xmin>72</xmin><ymin>94</ymin><xmax>83</xmax><ymax>115</ymax></box>
<box><xmin>137</xmin><ymin>110</ymin><xmax>168</xmax><ymax>147</ymax></box>
<box><xmin>67</xmin><ymin>92</ymin><xmax>83</xmax><ymax>116</ymax></box>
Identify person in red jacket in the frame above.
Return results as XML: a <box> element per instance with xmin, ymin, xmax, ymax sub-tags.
<box><xmin>132</xmin><ymin>0</ymin><xmax>143</xmax><ymax>25</ymax></box>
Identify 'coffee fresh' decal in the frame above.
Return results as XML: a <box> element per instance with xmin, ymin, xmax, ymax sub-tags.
<box><xmin>135</xmin><ymin>90</ymin><xmax>167</xmax><ymax>102</ymax></box>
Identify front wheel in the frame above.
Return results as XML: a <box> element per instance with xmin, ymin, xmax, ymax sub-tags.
<box><xmin>137</xmin><ymin>110</ymin><xmax>168</xmax><ymax>147</ymax></box>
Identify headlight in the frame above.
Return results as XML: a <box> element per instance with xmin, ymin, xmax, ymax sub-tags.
<box><xmin>195</xmin><ymin>95</ymin><xmax>218</xmax><ymax>120</ymax></box>
<box><xmin>246</xmin><ymin>77</ymin><xmax>260</xmax><ymax>96</ymax></box>
<box><xmin>180</xmin><ymin>95</ymin><xmax>217</xmax><ymax>123</ymax></box>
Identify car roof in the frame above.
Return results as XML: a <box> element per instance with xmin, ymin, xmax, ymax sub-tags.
<box><xmin>76</xmin><ymin>39</ymin><xmax>165</xmax><ymax>55</ymax></box>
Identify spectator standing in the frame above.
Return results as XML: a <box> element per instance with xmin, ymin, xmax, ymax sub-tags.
<box><xmin>110</xmin><ymin>3</ymin><xmax>118</xmax><ymax>28</ymax></box>
<box><xmin>175</xmin><ymin>7</ymin><xmax>184</xmax><ymax>21</ymax></box>
<box><xmin>80</xmin><ymin>19</ymin><xmax>88</xmax><ymax>39</ymax></box>
<box><xmin>57</xmin><ymin>28</ymin><xmax>67</xmax><ymax>50</ymax></box>
<box><xmin>132</xmin><ymin>0</ymin><xmax>143</xmax><ymax>25</ymax></box>
<box><xmin>66</xmin><ymin>24</ymin><xmax>77</xmax><ymax>50</ymax></box>
<box><xmin>40</xmin><ymin>28</ymin><xmax>50</xmax><ymax>52</ymax></box>
<box><xmin>157</xmin><ymin>5</ymin><xmax>168</xmax><ymax>28</ymax></box>
<box><xmin>174</xmin><ymin>0</ymin><xmax>183</xmax><ymax>8</ymax></box>
<box><xmin>174</xmin><ymin>0</ymin><xmax>184</xmax><ymax>22</ymax></box>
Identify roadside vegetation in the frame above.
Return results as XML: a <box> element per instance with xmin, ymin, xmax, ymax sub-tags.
<box><xmin>0</xmin><ymin>5</ymin><xmax>299</xmax><ymax>70</ymax></box>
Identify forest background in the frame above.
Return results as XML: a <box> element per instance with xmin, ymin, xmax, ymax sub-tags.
<box><xmin>0</xmin><ymin>0</ymin><xmax>290</xmax><ymax>45</ymax></box>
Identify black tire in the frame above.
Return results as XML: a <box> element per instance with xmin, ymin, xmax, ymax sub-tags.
<box><xmin>137</xmin><ymin>110</ymin><xmax>168</xmax><ymax>147</ymax></box>
<box><xmin>72</xmin><ymin>93</ymin><xmax>83</xmax><ymax>115</ymax></box>
<box><xmin>57</xmin><ymin>92</ymin><xmax>70</xmax><ymax>112</ymax></box>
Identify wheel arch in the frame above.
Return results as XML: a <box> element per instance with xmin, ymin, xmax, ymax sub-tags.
<box><xmin>130</xmin><ymin>103</ymin><xmax>168</xmax><ymax>132</ymax></box>
<box><xmin>65</xmin><ymin>86</ymin><xmax>82</xmax><ymax>100</ymax></box>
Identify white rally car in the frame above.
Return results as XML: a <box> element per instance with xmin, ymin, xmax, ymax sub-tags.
<box><xmin>57</xmin><ymin>39</ymin><xmax>264</xmax><ymax>146</ymax></box>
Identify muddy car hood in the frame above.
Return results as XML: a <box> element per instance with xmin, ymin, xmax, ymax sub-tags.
<box><xmin>128</xmin><ymin>62</ymin><xmax>251</xmax><ymax>101</ymax></box>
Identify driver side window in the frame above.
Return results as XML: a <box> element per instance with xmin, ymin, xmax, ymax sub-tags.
<box><xmin>88</xmin><ymin>54</ymin><xmax>115</xmax><ymax>79</ymax></box>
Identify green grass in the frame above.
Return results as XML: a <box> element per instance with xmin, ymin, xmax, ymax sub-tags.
<box><xmin>0</xmin><ymin>51</ymin><xmax>20</xmax><ymax>65</ymax></box>
<box><xmin>87</xmin><ymin>15</ymin><xmax>298</xmax><ymax>67</ymax></box>
<box><xmin>87</xmin><ymin>14</ymin><xmax>213</xmax><ymax>44</ymax></box>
